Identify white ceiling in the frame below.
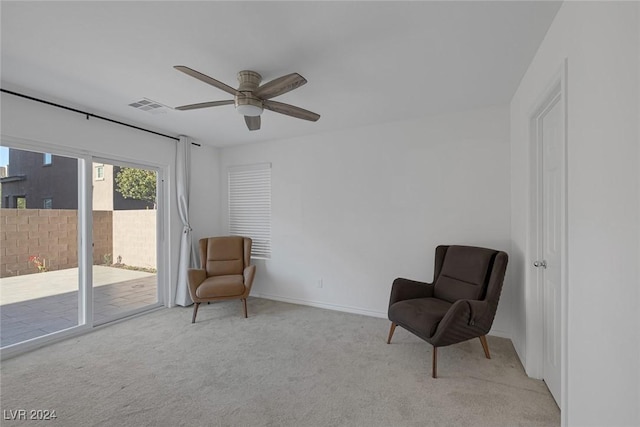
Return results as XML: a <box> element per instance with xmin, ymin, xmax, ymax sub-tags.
<box><xmin>1</xmin><ymin>1</ymin><xmax>561</xmax><ymax>147</ymax></box>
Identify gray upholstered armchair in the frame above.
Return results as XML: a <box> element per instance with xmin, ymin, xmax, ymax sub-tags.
<box><xmin>387</xmin><ymin>245</ymin><xmax>508</xmax><ymax>378</ymax></box>
<box><xmin>187</xmin><ymin>236</ymin><xmax>256</xmax><ymax>323</ymax></box>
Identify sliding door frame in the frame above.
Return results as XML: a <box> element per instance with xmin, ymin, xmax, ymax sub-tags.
<box><xmin>0</xmin><ymin>135</ymin><xmax>169</xmax><ymax>360</ymax></box>
<box><xmin>91</xmin><ymin>156</ymin><xmax>165</xmax><ymax>324</ymax></box>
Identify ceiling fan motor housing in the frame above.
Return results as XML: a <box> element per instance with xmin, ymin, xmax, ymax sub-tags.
<box><xmin>237</xmin><ymin>70</ymin><xmax>262</xmax><ymax>91</ymax></box>
<box><xmin>236</xmin><ymin>70</ymin><xmax>263</xmax><ymax>116</ymax></box>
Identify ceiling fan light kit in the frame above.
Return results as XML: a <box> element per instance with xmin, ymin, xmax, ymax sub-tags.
<box><xmin>174</xmin><ymin>65</ymin><xmax>320</xmax><ymax>131</ymax></box>
<box><xmin>235</xmin><ymin>97</ymin><xmax>263</xmax><ymax>117</ymax></box>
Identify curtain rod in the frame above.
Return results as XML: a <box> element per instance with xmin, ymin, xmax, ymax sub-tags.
<box><xmin>1</xmin><ymin>88</ymin><xmax>201</xmax><ymax>146</ymax></box>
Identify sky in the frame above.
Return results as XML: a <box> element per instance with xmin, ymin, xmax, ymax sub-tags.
<box><xmin>0</xmin><ymin>146</ymin><xmax>8</xmax><ymax>167</ymax></box>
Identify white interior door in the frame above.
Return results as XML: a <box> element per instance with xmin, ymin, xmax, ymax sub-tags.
<box><xmin>539</xmin><ymin>96</ymin><xmax>563</xmax><ymax>405</ymax></box>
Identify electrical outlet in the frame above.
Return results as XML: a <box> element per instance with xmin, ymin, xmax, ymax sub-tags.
<box><xmin>317</xmin><ymin>278</ymin><xmax>323</xmax><ymax>289</ymax></box>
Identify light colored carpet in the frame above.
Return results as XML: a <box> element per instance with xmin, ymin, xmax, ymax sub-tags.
<box><xmin>0</xmin><ymin>298</ymin><xmax>559</xmax><ymax>426</ymax></box>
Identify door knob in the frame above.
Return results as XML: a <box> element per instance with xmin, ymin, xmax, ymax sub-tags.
<box><xmin>533</xmin><ymin>260</ymin><xmax>547</xmax><ymax>268</ymax></box>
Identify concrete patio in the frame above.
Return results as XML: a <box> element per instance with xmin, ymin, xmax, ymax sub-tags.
<box><xmin>1</xmin><ymin>266</ymin><xmax>157</xmax><ymax>347</ymax></box>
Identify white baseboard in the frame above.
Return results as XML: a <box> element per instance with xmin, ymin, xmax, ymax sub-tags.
<box><xmin>251</xmin><ymin>292</ymin><xmax>512</xmax><ymax>341</ymax></box>
<box><xmin>251</xmin><ymin>292</ymin><xmax>388</xmax><ymax>319</ymax></box>
<box><xmin>487</xmin><ymin>328</ymin><xmax>511</xmax><ymax>339</ymax></box>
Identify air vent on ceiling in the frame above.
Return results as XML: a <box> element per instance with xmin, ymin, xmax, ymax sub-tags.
<box><xmin>128</xmin><ymin>98</ymin><xmax>170</xmax><ymax>115</ymax></box>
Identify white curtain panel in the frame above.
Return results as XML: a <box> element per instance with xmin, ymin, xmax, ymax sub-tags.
<box><xmin>174</xmin><ymin>135</ymin><xmax>194</xmax><ymax>306</ymax></box>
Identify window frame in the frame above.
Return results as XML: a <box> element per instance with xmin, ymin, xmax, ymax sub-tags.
<box><xmin>95</xmin><ymin>164</ymin><xmax>105</xmax><ymax>181</ymax></box>
<box><xmin>15</xmin><ymin>196</ymin><xmax>26</xmax><ymax>209</ymax></box>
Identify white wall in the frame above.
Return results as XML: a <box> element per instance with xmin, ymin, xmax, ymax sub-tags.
<box><xmin>189</xmin><ymin>143</ymin><xmax>223</xmax><ymax>251</ymax></box>
<box><xmin>638</xmin><ymin>13</ymin><xmax>640</xmax><ymax>418</ymax></box>
<box><xmin>1</xmin><ymin>90</ymin><xmax>220</xmax><ymax>306</ymax></box>
<box><xmin>219</xmin><ymin>106</ymin><xmax>512</xmax><ymax>335</ymax></box>
<box><xmin>510</xmin><ymin>2</ymin><xmax>639</xmax><ymax>426</ymax></box>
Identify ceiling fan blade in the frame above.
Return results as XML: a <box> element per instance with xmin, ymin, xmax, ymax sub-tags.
<box><xmin>263</xmin><ymin>100</ymin><xmax>320</xmax><ymax>122</ymax></box>
<box><xmin>245</xmin><ymin>115</ymin><xmax>261</xmax><ymax>131</ymax></box>
<box><xmin>174</xmin><ymin>65</ymin><xmax>240</xmax><ymax>96</ymax></box>
<box><xmin>175</xmin><ymin>100</ymin><xmax>234</xmax><ymax>111</ymax></box>
<box><xmin>254</xmin><ymin>73</ymin><xmax>307</xmax><ymax>100</ymax></box>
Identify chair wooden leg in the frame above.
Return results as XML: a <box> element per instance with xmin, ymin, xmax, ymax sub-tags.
<box><xmin>191</xmin><ymin>302</ymin><xmax>200</xmax><ymax>323</ymax></box>
<box><xmin>242</xmin><ymin>298</ymin><xmax>248</xmax><ymax>318</ymax></box>
<box><xmin>386</xmin><ymin>322</ymin><xmax>397</xmax><ymax>344</ymax></box>
<box><xmin>432</xmin><ymin>346</ymin><xmax>438</xmax><ymax>378</ymax></box>
<box><xmin>479</xmin><ymin>335</ymin><xmax>491</xmax><ymax>359</ymax></box>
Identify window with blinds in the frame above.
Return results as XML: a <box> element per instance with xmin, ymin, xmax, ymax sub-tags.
<box><xmin>228</xmin><ymin>163</ymin><xmax>272</xmax><ymax>258</ymax></box>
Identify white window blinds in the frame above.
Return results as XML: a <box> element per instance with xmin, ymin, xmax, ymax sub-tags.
<box><xmin>228</xmin><ymin>163</ymin><xmax>272</xmax><ymax>258</ymax></box>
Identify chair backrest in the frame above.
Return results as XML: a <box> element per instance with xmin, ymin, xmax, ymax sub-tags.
<box><xmin>199</xmin><ymin>236</ymin><xmax>251</xmax><ymax>277</ymax></box>
<box><xmin>433</xmin><ymin>245</ymin><xmax>500</xmax><ymax>303</ymax></box>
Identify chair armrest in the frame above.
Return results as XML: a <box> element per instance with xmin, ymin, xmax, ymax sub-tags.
<box><xmin>243</xmin><ymin>265</ymin><xmax>257</xmax><ymax>295</ymax></box>
<box><xmin>389</xmin><ymin>277</ymin><xmax>434</xmax><ymax>307</ymax></box>
<box><xmin>187</xmin><ymin>269</ymin><xmax>206</xmax><ymax>300</ymax></box>
<box><xmin>466</xmin><ymin>300</ymin><xmax>490</xmax><ymax>326</ymax></box>
<box><xmin>429</xmin><ymin>299</ymin><xmax>490</xmax><ymax>347</ymax></box>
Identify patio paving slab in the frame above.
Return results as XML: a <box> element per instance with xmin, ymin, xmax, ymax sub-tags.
<box><xmin>1</xmin><ymin>267</ymin><xmax>157</xmax><ymax>348</ymax></box>
<box><xmin>0</xmin><ymin>266</ymin><xmax>154</xmax><ymax>305</ymax></box>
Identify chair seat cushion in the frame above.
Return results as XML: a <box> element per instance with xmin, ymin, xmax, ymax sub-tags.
<box><xmin>389</xmin><ymin>298</ymin><xmax>452</xmax><ymax>339</ymax></box>
<box><xmin>196</xmin><ymin>275</ymin><xmax>245</xmax><ymax>298</ymax></box>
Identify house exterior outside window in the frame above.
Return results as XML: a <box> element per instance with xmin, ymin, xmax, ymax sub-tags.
<box><xmin>1</xmin><ymin>149</ymin><xmax>155</xmax><ymax>210</ymax></box>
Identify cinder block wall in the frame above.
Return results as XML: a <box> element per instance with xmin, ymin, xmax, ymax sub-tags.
<box><xmin>112</xmin><ymin>210</ymin><xmax>156</xmax><ymax>269</ymax></box>
<box><xmin>1</xmin><ymin>209</ymin><xmax>155</xmax><ymax>277</ymax></box>
<box><xmin>92</xmin><ymin>211</ymin><xmax>113</xmax><ymax>266</ymax></box>
<box><xmin>0</xmin><ymin>208</ymin><xmax>79</xmax><ymax>277</ymax></box>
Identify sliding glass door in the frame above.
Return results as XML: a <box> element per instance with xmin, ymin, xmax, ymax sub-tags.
<box><xmin>91</xmin><ymin>160</ymin><xmax>159</xmax><ymax>323</ymax></box>
<box><xmin>1</xmin><ymin>142</ymin><xmax>164</xmax><ymax>352</ymax></box>
<box><xmin>0</xmin><ymin>147</ymin><xmax>81</xmax><ymax>347</ymax></box>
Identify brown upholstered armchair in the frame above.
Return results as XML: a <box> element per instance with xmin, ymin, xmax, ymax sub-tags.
<box><xmin>187</xmin><ymin>236</ymin><xmax>256</xmax><ymax>323</ymax></box>
<box><xmin>387</xmin><ymin>245</ymin><xmax>508</xmax><ymax>378</ymax></box>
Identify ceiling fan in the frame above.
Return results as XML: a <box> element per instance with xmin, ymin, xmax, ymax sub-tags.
<box><xmin>173</xmin><ymin>65</ymin><xmax>320</xmax><ymax>131</ymax></box>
